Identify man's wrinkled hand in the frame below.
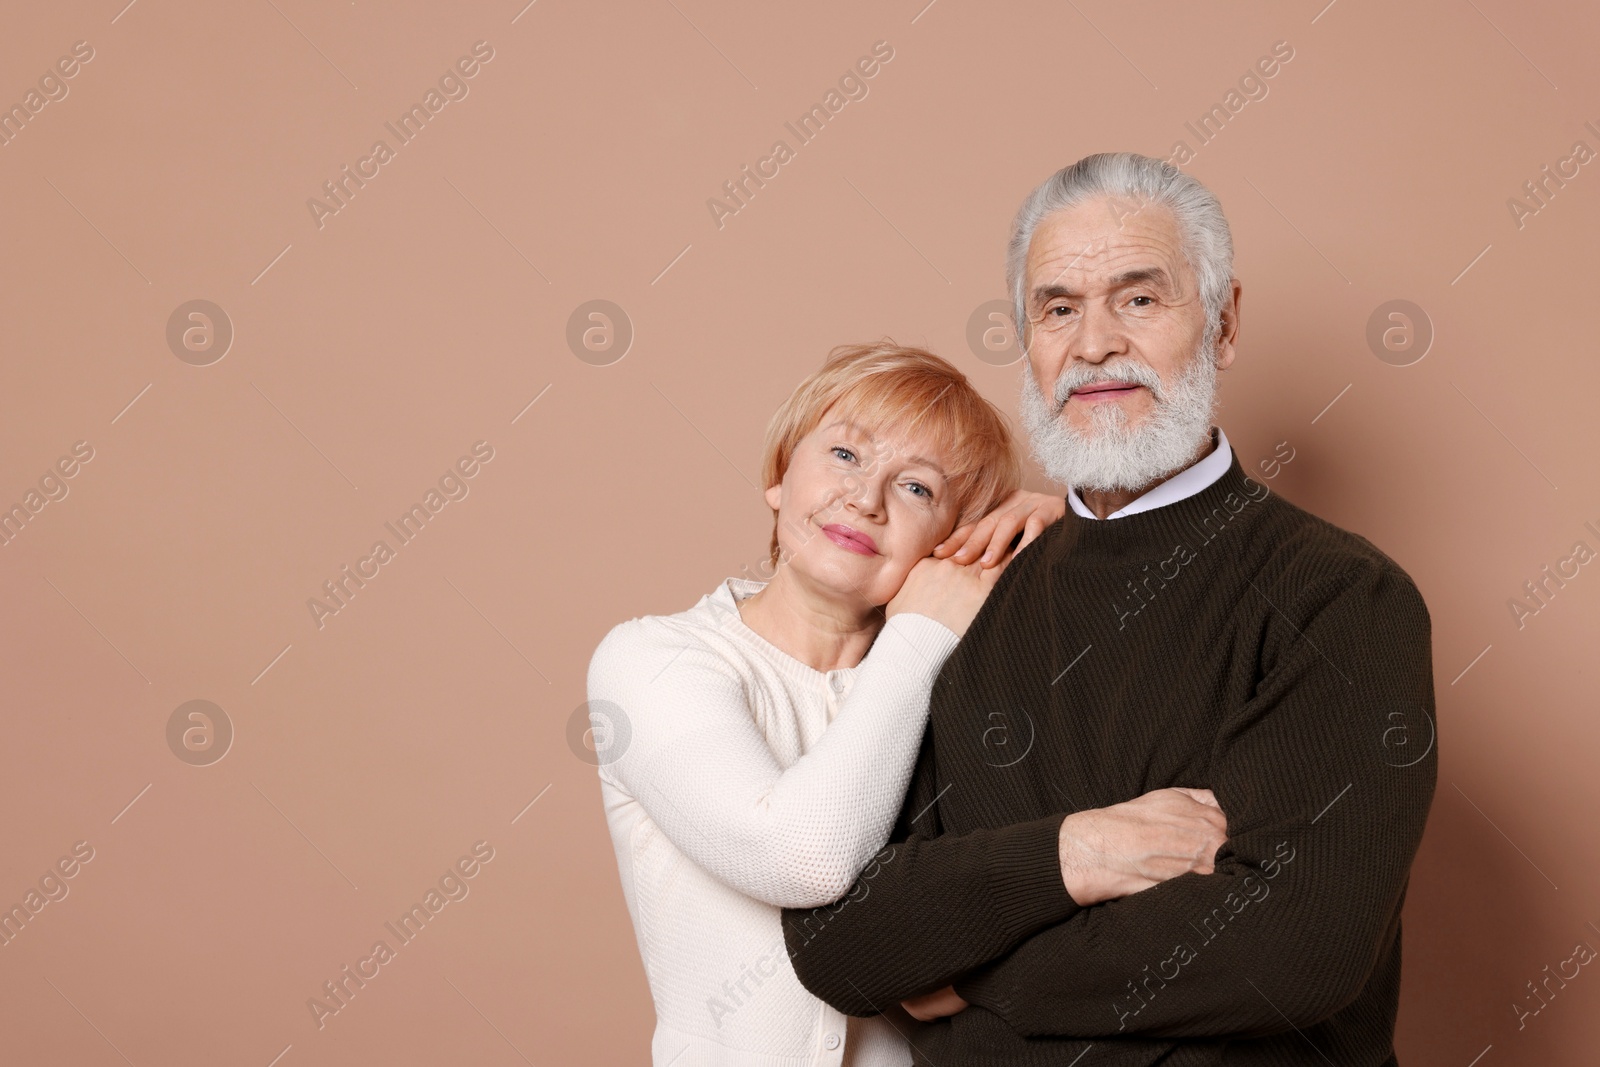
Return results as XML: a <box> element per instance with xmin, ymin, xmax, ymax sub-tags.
<box><xmin>1058</xmin><ymin>787</ymin><xmax>1228</xmax><ymax>905</ymax></box>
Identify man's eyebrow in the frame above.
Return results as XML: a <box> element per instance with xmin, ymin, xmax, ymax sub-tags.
<box><xmin>1108</xmin><ymin>266</ymin><xmax>1173</xmax><ymax>289</ymax></box>
<box><xmin>1030</xmin><ymin>283</ymin><xmax>1078</xmax><ymax>304</ymax></box>
<box><xmin>1030</xmin><ymin>267</ymin><xmax>1174</xmax><ymax>305</ymax></box>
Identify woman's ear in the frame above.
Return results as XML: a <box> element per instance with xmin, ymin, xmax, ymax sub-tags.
<box><xmin>764</xmin><ymin>483</ymin><xmax>782</xmax><ymax>510</ymax></box>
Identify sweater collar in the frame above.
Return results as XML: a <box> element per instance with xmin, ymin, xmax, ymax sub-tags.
<box><xmin>1043</xmin><ymin>443</ymin><xmax>1273</xmax><ymax>565</ymax></box>
<box><xmin>709</xmin><ymin>577</ymin><xmax>856</xmax><ymax>686</ymax></box>
<box><xmin>1066</xmin><ymin>426</ymin><xmax>1232</xmax><ymax>521</ymax></box>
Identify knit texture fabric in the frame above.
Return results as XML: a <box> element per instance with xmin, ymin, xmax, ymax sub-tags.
<box><xmin>590</xmin><ymin>577</ymin><xmax>961</xmax><ymax>1065</ymax></box>
<box><xmin>782</xmin><ymin>448</ymin><xmax>1437</xmax><ymax>1067</ymax></box>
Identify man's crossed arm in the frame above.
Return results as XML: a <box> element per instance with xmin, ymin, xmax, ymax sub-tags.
<box><xmin>782</xmin><ymin>561</ymin><xmax>1436</xmax><ymax>1039</ymax></box>
<box><xmin>778</xmin><ymin>731</ymin><xmax>1228</xmax><ymax>1016</ymax></box>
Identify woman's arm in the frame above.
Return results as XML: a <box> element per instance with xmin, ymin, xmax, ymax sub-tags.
<box><xmin>586</xmin><ymin>610</ymin><xmax>959</xmax><ymax>909</ymax></box>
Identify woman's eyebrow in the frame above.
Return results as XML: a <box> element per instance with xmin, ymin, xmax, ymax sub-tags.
<box><xmin>898</xmin><ymin>453</ymin><xmax>948</xmax><ymax>479</ymax></box>
<box><xmin>820</xmin><ymin>418</ymin><xmax>870</xmax><ymax>440</ymax></box>
<box><xmin>822</xmin><ymin>420</ymin><xmax>946</xmax><ymax>479</ymax></box>
<box><xmin>858</xmin><ymin>427</ymin><xmax>947</xmax><ymax>478</ymax></box>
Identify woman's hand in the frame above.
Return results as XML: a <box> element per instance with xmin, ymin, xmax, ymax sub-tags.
<box><xmin>934</xmin><ymin>489</ymin><xmax>1066</xmax><ymax>567</ymax></box>
<box><xmin>902</xmin><ymin>984</ymin><xmax>969</xmax><ymax>1021</ymax></box>
<box><xmin>885</xmin><ymin>553</ymin><xmax>1009</xmax><ymax>638</ymax></box>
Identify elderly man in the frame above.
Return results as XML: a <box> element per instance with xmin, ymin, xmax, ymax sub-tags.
<box><xmin>781</xmin><ymin>152</ymin><xmax>1437</xmax><ymax>1065</ymax></box>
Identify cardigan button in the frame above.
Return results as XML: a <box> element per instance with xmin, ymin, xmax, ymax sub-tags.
<box><xmin>829</xmin><ymin>675</ymin><xmax>845</xmax><ymax>694</ymax></box>
<box><xmin>824</xmin><ymin>1032</ymin><xmax>841</xmax><ymax>1050</ymax></box>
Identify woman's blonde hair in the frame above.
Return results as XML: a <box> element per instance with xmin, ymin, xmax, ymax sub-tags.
<box><xmin>759</xmin><ymin>341</ymin><xmax>1021</xmax><ymax>566</ymax></box>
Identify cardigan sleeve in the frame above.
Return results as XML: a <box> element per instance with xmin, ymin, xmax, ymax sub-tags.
<box><xmin>781</xmin><ymin>714</ymin><xmax>1081</xmax><ymax>1015</ymax></box>
<box><xmin>586</xmin><ymin>609</ymin><xmax>960</xmax><ymax>909</ymax></box>
<box><xmin>949</xmin><ymin>560</ymin><xmax>1437</xmax><ymax>1038</ymax></box>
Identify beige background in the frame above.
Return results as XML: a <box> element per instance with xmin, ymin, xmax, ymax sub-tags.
<box><xmin>1</xmin><ymin>0</ymin><xmax>1596</xmax><ymax>1063</ymax></box>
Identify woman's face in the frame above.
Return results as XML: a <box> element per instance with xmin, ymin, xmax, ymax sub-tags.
<box><xmin>764</xmin><ymin>414</ymin><xmax>961</xmax><ymax>610</ymax></box>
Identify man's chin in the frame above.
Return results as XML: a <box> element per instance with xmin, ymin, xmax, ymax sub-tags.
<box><xmin>1035</xmin><ymin>425</ymin><xmax>1191</xmax><ymax>493</ymax></box>
<box><xmin>1056</xmin><ymin>412</ymin><xmax>1142</xmax><ymax>444</ymax></box>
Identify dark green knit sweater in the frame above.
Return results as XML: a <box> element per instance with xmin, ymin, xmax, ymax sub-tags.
<box><xmin>781</xmin><ymin>445</ymin><xmax>1437</xmax><ymax>1066</ymax></box>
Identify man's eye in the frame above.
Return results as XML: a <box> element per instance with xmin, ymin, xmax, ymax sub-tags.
<box><xmin>1129</xmin><ymin>295</ymin><xmax>1153</xmax><ymax>306</ymax></box>
<box><xmin>1048</xmin><ymin>305</ymin><xmax>1073</xmax><ymax>316</ymax></box>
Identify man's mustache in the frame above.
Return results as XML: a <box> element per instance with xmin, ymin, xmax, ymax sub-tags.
<box><xmin>1047</xmin><ymin>362</ymin><xmax>1167</xmax><ymax>407</ymax></box>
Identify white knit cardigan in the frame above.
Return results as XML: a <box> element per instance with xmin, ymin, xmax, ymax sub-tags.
<box><xmin>588</xmin><ymin>577</ymin><xmax>960</xmax><ymax>1066</ymax></box>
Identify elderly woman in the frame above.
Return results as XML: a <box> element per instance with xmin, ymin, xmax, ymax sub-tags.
<box><xmin>587</xmin><ymin>342</ymin><xmax>1064</xmax><ymax>1065</ymax></box>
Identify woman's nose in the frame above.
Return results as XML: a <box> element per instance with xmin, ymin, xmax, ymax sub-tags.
<box><xmin>846</xmin><ymin>478</ymin><xmax>886</xmax><ymax>518</ymax></box>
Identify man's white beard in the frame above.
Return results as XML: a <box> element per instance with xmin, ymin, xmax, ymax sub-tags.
<box><xmin>1019</xmin><ymin>340</ymin><xmax>1219</xmax><ymax>493</ymax></box>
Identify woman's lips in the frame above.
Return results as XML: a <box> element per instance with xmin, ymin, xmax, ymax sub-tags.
<box><xmin>822</xmin><ymin>524</ymin><xmax>878</xmax><ymax>556</ymax></box>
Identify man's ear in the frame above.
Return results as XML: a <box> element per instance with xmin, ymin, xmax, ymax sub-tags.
<box><xmin>1213</xmin><ymin>278</ymin><xmax>1243</xmax><ymax>371</ymax></box>
<box><xmin>764</xmin><ymin>483</ymin><xmax>782</xmax><ymax>510</ymax></box>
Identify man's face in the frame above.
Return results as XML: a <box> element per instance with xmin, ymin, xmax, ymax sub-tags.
<box><xmin>1018</xmin><ymin>196</ymin><xmax>1239</xmax><ymax>492</ymax></box>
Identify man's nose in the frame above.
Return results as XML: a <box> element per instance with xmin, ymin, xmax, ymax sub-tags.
<box><xmin>1069</xmin><ymin>303</ymin><xmax>1128</xmax><ymax>364</ymax></box>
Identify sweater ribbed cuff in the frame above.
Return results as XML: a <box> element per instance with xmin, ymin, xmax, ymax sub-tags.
<box><xmin>952</xmin><ymin>814</ymin><xmax>1077</xmax><ymax>1019</ymax></box>
<box><xmin>877</xmin><ymin>612</ymin><xmax>961</xmax><ymax>676</ymax></box>
<box><xmin>983</xmin><ymin>813</ymin><xmax>1080</xmax><ymax>940</ymax></box>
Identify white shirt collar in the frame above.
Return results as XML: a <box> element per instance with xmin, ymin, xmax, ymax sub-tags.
<box><xmin>1067</xmin><ymin>426</ymin><xmax>1232</xmax><ymax>521</ymax></box>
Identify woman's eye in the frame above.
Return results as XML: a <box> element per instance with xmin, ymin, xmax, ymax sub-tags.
<box><xmin>905</xmin><ymin>482</ymin><xmax>932</xmax><ymax>499</ymax></box>
<box><xmin>832</xmin><ymin>447</ymin><xmax>856</xmax><ymax>463</ymax></box>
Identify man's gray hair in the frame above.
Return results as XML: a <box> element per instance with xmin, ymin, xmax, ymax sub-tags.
<box><xmin>1006</xmin><ymin>152</ymin><xmax>1235</xmax><ymax>349</ymax></box>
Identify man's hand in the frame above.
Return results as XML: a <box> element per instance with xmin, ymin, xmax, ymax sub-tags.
<box><xmin>898</xmin><ymin>792</ymin><xmax>1224</xmax><ymax>1020</ymax></box>
<box><xmin>901</xmin><ymin>984</ymin><xmax>969</xmax><ymax>1021</ymax></box>
<box><xmin>934</xmin><ymin>489</ymin><xmax>1065</xmax><ymax>567</ymax></box>
<box><xmin>1058</xmin><ymin>787</ymin><xmax>1227</xmax><ymax>905</ymax></box>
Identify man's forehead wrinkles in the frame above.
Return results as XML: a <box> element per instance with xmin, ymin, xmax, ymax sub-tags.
<box><xmin>1032</xmin><ymin>231</ymin><xmax>1180</xmax><ymax>268</ymax></box>
<box><xmin>1032</xmin><ymin>239</ymin><xmax>1181</xmax><ymax>294</ymax></box>
<box><xmin>1041</xmin><ymin>232</ymin><xmax>1179</xmax><ymax>261</ymax></box>
<box><xmin>1025</xmin><ymin>197</ymin><xmax>1186</xmax><ymax>298</ymax></box>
